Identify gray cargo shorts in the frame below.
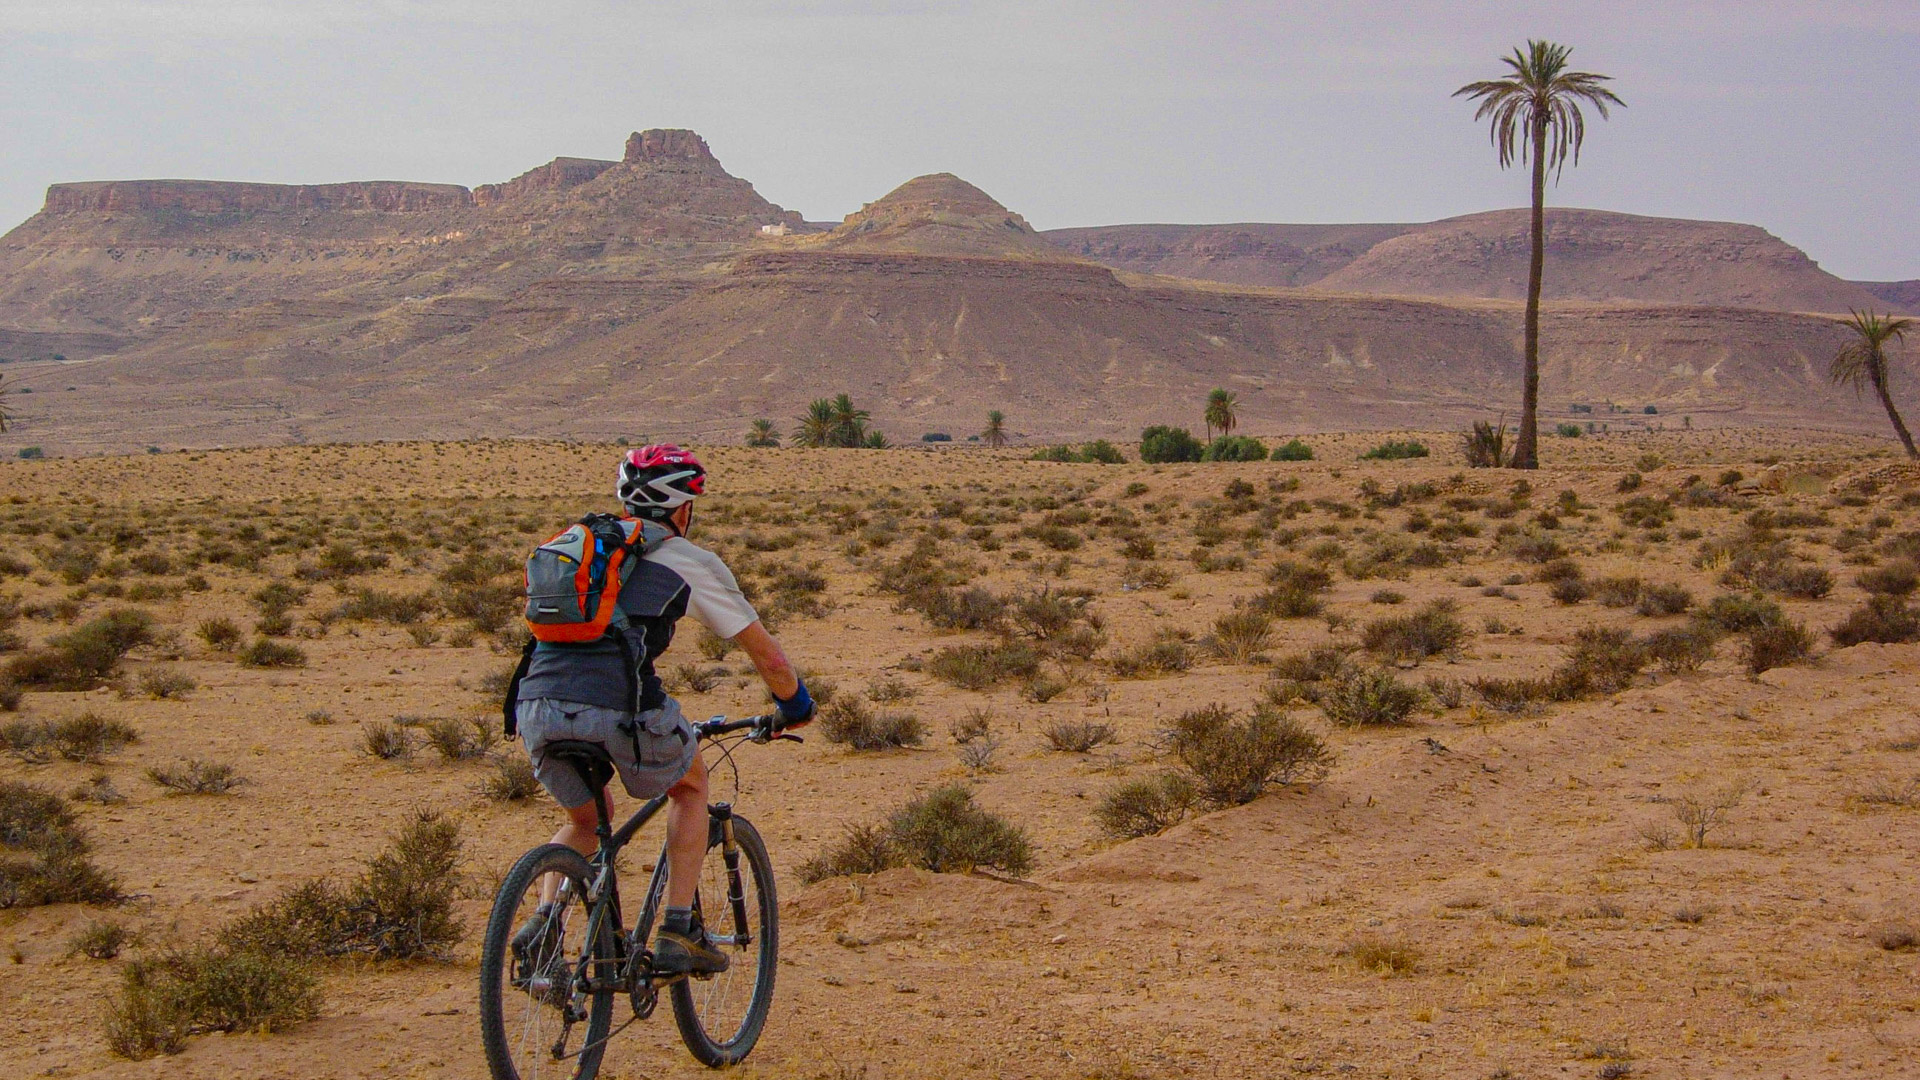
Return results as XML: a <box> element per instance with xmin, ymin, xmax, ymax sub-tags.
<box><xmin>515</xmin><ymin>697</ymin><xmax>698</xmax><ymax>809</ymax></box>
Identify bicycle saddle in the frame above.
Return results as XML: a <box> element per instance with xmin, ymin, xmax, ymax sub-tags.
<box><xmin>541</xmin><ymin>739</ymin><xmax>616</xmax><ymax>793</ymax></box>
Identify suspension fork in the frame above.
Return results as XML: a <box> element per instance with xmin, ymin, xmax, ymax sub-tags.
<box><xmin>711</xmin><ymin>802</ymin><xmax>752</xmax><ymax>946</ymax></box>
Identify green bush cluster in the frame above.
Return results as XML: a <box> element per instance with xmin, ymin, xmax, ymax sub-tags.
<box><xmin>1138</xmin><ymin>425</ymin><xmax>1205</xmax><ymax>463</ymax></box>
<box><xmin>798</xmin><ymin>785</ymin><xmax>1033</xmax><ymax>882</ymax></box>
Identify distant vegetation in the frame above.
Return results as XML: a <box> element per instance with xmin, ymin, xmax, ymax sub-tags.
<box><xmin>1829</xmin><ymin>309</ymin><xmax>1916</xmax><ymax>458</ymax></box>
<box><xmin>744</xmin><ymin>418</ymin><xmax>780</xmax><ymax>447</ymax></box>
<box><xmin>1270</xmin><ymin>439</ymin><xmax>1313</xmax><ymax>461</ymax></box>
<box><xmin>1032</xmin><ymin>440</ymin><xmax>1125</xmax><ymax>464</ymax></box>
<box><xmin>1360</xmin><ymin>439</ymin><xmax>1430</xmax><ymax>461</ymax></box>
<box><xmin>982</xmin><ymin>410</ymin><xmax>1008</xmax><ymax>449</ymax></box>
<box><xmin>1139</xmin><ymin>425</ymin><xmax>1204</xmax><ymax>463</ymax></box>
<box><xmin>794</xmin><ymin>394</ymin><xmax>887</xmax><ymax>448</ymax></box>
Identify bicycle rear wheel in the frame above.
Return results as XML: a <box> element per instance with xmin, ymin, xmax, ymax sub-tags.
<box><xmin>480</xmin><ymin>844</ymin><xmax>616</xmax><ymax>1080</ymax></box>
<box><xmin>671</xmin><ymin>811</ymin><xmax>777</xmax><ymax>1066</ymax></box>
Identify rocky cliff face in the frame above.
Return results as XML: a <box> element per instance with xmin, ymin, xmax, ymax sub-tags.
<box><xmin>1855</xmin><ymin>280</ymin><xmax>1920</xmax><ymax>314</ymax></box>
<box><xmin>804</xmin><ymin>173</ymin><xmax>1068</xmax><ymax>260</ymax></box>
<box><xmin>472</xmin><ymin>157</ymin><xmax>617</xmax><ymax>206</ymax></box>
<box><xmin>42</xmin><ymin>179</ymin><xmax>475</xmax><ymax>215</ymax></box>
<box><xmin>1043</xmin><ymin>223</ymin><xmax>1413</xmax><ymax>288</ymax></box>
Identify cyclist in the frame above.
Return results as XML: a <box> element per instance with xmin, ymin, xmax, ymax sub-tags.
<box><xmin>510</xmin><ymin>444</ymin><xmax>814</xmax><ymax>976</ymax></box>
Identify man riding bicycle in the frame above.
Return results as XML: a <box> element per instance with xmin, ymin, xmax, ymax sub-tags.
<box><xmin>509</xmin><ymin>444</ymin><xmax>814</xmax><ymax>976</ymax></box>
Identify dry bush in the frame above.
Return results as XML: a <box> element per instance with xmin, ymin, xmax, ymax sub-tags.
<box><xmin>1829</xmin><ymin>596</ymin><xmax>1920</xmax><ymax>647</ymax></box>
<box><xmin>1745</xmin><ymin>620</ymin><xmax>1814</xmax><ymax>674</ymax></box>
<box><xmin>956</xmin><ymin>737</ymin><xmax>1001</xmax><ymax>773</ymax></box>
<box><xmin>901</xmin><ymin>585</ymin><xmax>1008</xmax><ymax>632</ymax></box>
<box><xmin>1021</xmin><ymin>673</ymin><xmax>1070</xmax><ymax>703</ymax></box>
<box><xmin>1206</xmin><ymin>609</ymin><xmax>1274</xmax><ymax>662</ymax></box>
<box><xmin>139</xmin><ymin>670</ymin><xmax>197</xmax><ymax>699</ymax></box>
<box><xmin>798</xmin><ymin>787</ymin><xmax>1033</xmax><ymax>882</ymax></box>
<box><xmin>423</xmin><ymin>716</ymin><xmax>495</xmax><ymax>762</ymax></box>
<box><xmin>1856</xmin><ymin>560</ymin><xmax>1920</xmax><ymax>597</ymax></box>
<box><xmin>70</xmin><ymin>773</ymin><xmax>126</xmax><ymax>805</ymax></box>
<box><xmin>360</xmin><ymin>722</ymin><xmax>414</xmax><ymax>761</ymax></box>
<box><xmin>1644</xmin><ymin>625</ymin><xmax>1719</xmax><ymax>674</ymax></box>
<box><xmin>866</xmin><ymin>675</ymin><xmax>916</xmax><ymax>702</ymax></box>
<box><xmin>1549</xmin><ymin>577</ymin><xmax>1590</xmax><ymax>605</ymax></box>
<box><xmin>925</xmin><ymin>641</ymin><xmax>1041</xmax><ymax>690</ymax></box>
<box><xmin>0</xmin><ymin>779</ymin><xmax>121</xmax><ymax>908</ymax></box>
<box><xmin>1672</xmin><ymin>779</ymin><xmax>1752</xmax><ymax>848</ymax></box>
<box><xmin>1852</xmin><ymin>775</ymin><xmax>1920</xmax><ymax>809</ymax></box>
<box><xmin>1170</xmin><ymin>704</ymin><xmax>1333</xmax><ymax>805</ymax></box>
<box><xmin>196</xmin><ymin>618</ymin><xmax>243</xmax><ymax>651</ymax></box>
<box><xmin>478</xmin><ymin>755</ymin><xmax>542</xmax><ymax>802</ymax></box>
<box><xmin>1360</xmin><ymin>599</ymin><xmax>1466</xmax><ymax>664</ymax></box>
<box><xmin>7</xmin><ymin>609</ymin><xmax>156</xmax><ymax>690</ymax></box>
<box><xmin>1041</xmin><ymin>721</ymin><xmax>1116</xmax><ymax>753</ymax></box>
<box><xmin>1696</xmin><ymin>593</ymin><xmax>1783</xmax><ymax>634</ymax></box>
<box><xmin>238</xmin><ymin>638</ymin><xmax>306</xmax><ymax>668</ymax></box>
<box><xmin>1108</xmin><ymin>636</ymin><xmax>1193</xmax><ymax>679</ymax></box>
<box><xmin>1095</xmin><ymin>773</ymin><xmax>1198</xmax><ymax>839</ymax></box>
<box><xmin>1423</xmin><ymin>675</ymin><xmax>1465</xmax><ymax>709</ymax></box>
<box><xmin>818</xmin><ymin>696</ymin><xmax>924</xmax><ymax>750</ymax></box>
<box><xmin>2</xmin><ymin>712</ymin><xmax>139</xmax><ymax>764</ymax></box>
<box><xmin>69</xmin><ymin>919</ymin><xmax>137</xmax><ymax>960</ymax></box>
<box><xmin>105</xmin><ymin>946</ymin><xmax>321</xmax><ymax>1059</ymax></box>
<box><xmin>1011</xmin><ymin>588</ymin><xmax>1087</xmax><ymax>640</ymax></box>
<box><xmin>948</xmin><ymin>708</ymin><xmax>992</xmax><ymax>745</ymax></box>
<box><xmin>146</xmin><ymin>760</ymin><xmax>245</xmax><ymax>795</ymax></box>
<box><xmin>1634</xmin><ymin>582</ymin><xmax>1694</xmax><ymax>616</ymax></box>
<box><xmin>669</xmin><ymin>662</ymin><xmax>719</xmax><ymax>693</ymax></box>
<box><xmin>1347</xmin><ymin>937</ymin><xmax>1421</xmax><ymax>976</ymax></box>
<box><xmin>332</xmin><ymin>588</ymin><xmax>435</xmax><ymax>625</ymax></box>
<box><xmin>219</xmin><ymin>812</ymin><xmax>463</xmax><ymax>961</ymax></box>
<box><xmin>1561</xmin><ymin>626</ymin><xmax>1649</xmax><ymax>694</ymax></box>
<box><xmin>1319</xmin><ymin>667</ymin><xmax>1424</xmax><ymax>727</ymax></box>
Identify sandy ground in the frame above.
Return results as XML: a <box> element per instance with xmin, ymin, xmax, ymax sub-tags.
<box><xmin>1</xmin><ymin>430</ymin><xmax>1917</xmax><ymax>1079</ymax></box>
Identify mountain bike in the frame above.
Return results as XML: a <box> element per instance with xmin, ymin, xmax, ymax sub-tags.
<box><xmin>479</xmin><ymin>713</ymin><xmax>800</xmax><ymax>1079</ymax></box>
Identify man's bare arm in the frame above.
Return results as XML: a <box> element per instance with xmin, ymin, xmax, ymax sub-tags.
<box><xmin>732</xmin><ymin>621</ymin><xmax>800</xmax><ymax>701</ymax></box>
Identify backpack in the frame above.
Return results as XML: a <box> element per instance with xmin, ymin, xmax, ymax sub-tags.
<box><xmin>501</xmin><ymin>513</ymin><xmax>670</xmax><ymax>736</ymax></box>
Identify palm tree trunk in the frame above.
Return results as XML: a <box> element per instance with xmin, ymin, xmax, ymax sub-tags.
<box><xmin>1872</xmin><ymin>367</ymin><xmax>1920</xmax><ymax>458</ymax></box>
<box><xmin>1512</xmin><ymin>116</ymin><xmax>1548</xmax><ymax>470</ymax></box>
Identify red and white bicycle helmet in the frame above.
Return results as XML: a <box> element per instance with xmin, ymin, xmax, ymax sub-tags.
<box><xmin>617</xmin><ymin>444</ymin><xmax>706</xmax><ymax>518</ymax></box>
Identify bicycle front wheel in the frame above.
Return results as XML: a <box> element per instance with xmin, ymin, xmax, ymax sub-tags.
<box><xmin>672</xmin><ymin>811</ymin><xmax>778</xmax><ymax>1066</ymax></box>
<box><xmin>480</xmin><ymin>843</ymin><xmax>616</xmax><ymax>1080</ymax></box>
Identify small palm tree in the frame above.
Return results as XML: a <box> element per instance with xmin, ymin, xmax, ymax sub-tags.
<box><xmin>1830</xmin><ymin>309</ymin><xmax>1917</xmax><ymax>458</ymax></box>
<box><xmin>1457</xmin><ymin>40</ymin><xmax>1622</xmax><ymax>469</ymax></box>
<box><xmin>745</xmin><ymin>418</ymin><xmax>780</xmax><ymax>448</ymax></box>
<box><xmin>1203</xmin><ymin>389</ymin><xmax>1238</xmax><ymax>441</ymax></box>
<box><xmin>829</xmin><ymin>393</ymin><xmax>870</xmax><ymax>448</ymax></box>
<box><xmin>983</xmin><ymin>410</ymin><xmax>1008</xmax><ymax>449</ymax></box>
<box><xmin>796</xmin><ymin>399</ymin><xmax>836</xmax><ymax>448</ymax></box>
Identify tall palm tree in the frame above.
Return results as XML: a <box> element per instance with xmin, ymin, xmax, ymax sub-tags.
<box><xmin>829</xmin><ymin>393</ymin><xmax>869</xmax><ymax>448</ymax></box>
<box><xmin>1203</xmin><ymin>388</ymin><xmax>1238</xmax><ymax>441</ymax></box>
<box><xmin>796</xmin><ymin>398</ymin><xmax>836</xmax><ymax>448</ymax></box>
<box><xmin>983</xmin><ymin>410</ymin><xmax>1008</xmax><ymax>449</ymax></box>
<box><xmin>1456</xmin><ymin>40</ymin><xmax>1622</xmax><ymax>469</ymax></box>
<box><xmin>1830</xmin><ymin>309</ymin><xmax>1916</xmax><ymax>458</ymax></box>
<box><xmin>745</xmin><ymin>418</ymin><xmax>780</xmax><ymax>448</ymax></box>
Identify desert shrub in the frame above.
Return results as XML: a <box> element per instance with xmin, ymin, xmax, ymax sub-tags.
<box><xmin>1857</xmin><ymin>561</ymin><xmax>1920</xmax><ymax>597</ymax></box>
<box><xmin>818</xmin><ymin>696</ymin><xmax>924</xmax><ymax>750</ymax></box>
<box><xmin>0</xmin><ymin>779</ymin><xmax>120</xmax><ymax>908</ymax></box>
<box><xmin>903</xmin><ymin>585</ymin><xmax>1008</xmax><ymax>632</ymax></box>
<box><xmin>1829</xmin><ymin>595</ymin><xmax>1920</xmax><ymax>647</ymax></box>
<box><xmin>146</xmin><ymin>760</ymin><xmax>245</xmax><ymax>795</ymax></box>
<box><xmin>1021</xmin><ymin>673</ymin><xmax>1070</xmax><ymax>702</ymax></box>
<box><xmin>1462</xmin><ymin>420</ymin><xmax>1509</xmax><ymax>468</ymax></box>
<box><xmin>925</xmin><ymin>641</ymin><xmax>1040</xmax><ymax>690</ymax></box>
<box><xmin>1503</xmin><ymin>531</ymin><xmax>1565</xmax><ymax>564</ymax></box>
<box><xmin>138</xmin><ymin>670</ymin><xmax>197</xmax><ymax>700</ymax></box>
<box><xmin>1108</xmin><ymin>636</ymin><xmax>1193</xmax><ymax>678</ymax></box>
<box><xmin>1697</xmin><ymin>593</ymin><xmax>1783</xmax><ymax>633</ymax></box>
<box><xmin>1271</xmin><ymin>439</ymin><xmax>1314</xmax><ymax>461</ymax></box>
<box><xmin>1644</xmin><ymin>625</ymin><xmax>1719</xmax><ymax>673</ymax></box>
<box><xmin>1635</xmin><ymin>582</ymin><xmax>1694</xmax><ymax>616</ymax></box>
<box><xmin>1561</xmin><ymin>626</ymin><xmax>1648</xmax><ymax>694</ymax></box>
<box><xmin>798</xmin><ymin>786</ymin><xmax>1034</xmax><ymax>883</ymax></box>
<box><xmin>218</xmin><ymin>812</ymin><xmax>462</xmax><ymax>961</ymax></box>
<box><xmin>1471</xmin><ymin>674</ymin><xmax>1562</xmax><ymax>712</ymax></box>
<box><xmin>1361</xmin><ymin>599</ymin><xmax>1466</xmax><ymax>664</ymax></box>
<box><xmin>444</xmin><ymin>581</ymin><xmax>520</xmax><ymax>632</ymax></box>
<box><xmin>796</xmin><ymin>823</ymin><xmax>898</xmax><ymax>883</ymax></box>
<box><xmin>70</xmin><ymin>919</ymin><xmax>137</xmax><ymax>960</ymax></box>
<box><xmin>1360</xmin><ymin>439</ymin><xmax>1429</xmax><ymax>461</ymax></box>
<box><xmin>298</xmin><ymin>541</ymin><xmax>388</xmax><ymax>580</ymax></box>
<box><xmin>1040</xmin><ymin>721</ymin><xmax>1116</xmax><ymax>753</ymax></box>
<box><xmin>1202</xmin><ymin>435</ymin><xmax>1268</xmax><ymax>462</ymax></box>
<box><xmin>423</xmin><ymin>716</ymin><xmax>495</xmax><ymax>762</ymax></box>
<box><xmin>1319</xmin><ymin>667</ymin><xmax>1423</xmax><ymax>727</ymax></box>
<box><xmin>0</xmin><ymin>679</ymin><xmax>19</xmax><ymax>713</ymax></box>
<box><xmin>1010</xmin><ymin>589</ymin><xmax>1085</xmax><ymax>640</ymax></box>
<box><xmin>1592</xmin><ymin>576</ymin><xmax>1643</xmax><ymax>608</ymax></box>
<box><xmin>1549</xmin><ymin>576</ymin><xmax>1590</xmax><ymax>605</ymax></box>
<box><xmin>478</xmin><ymin>755</ymin><xmax>542</xmax><ymax>801</ymax></box>
<box><xmin>249</xmin><ymin>582</ymin><xmax>308</xmax><ymax>618</ymax></box>
<box><xmin>1170</xmin><ymin>704</ymin><xmax>1333</xmax><ymax>805</ymax></box>
<box><xmin>1139</xmin><ymin>425</ymin><xmax>1205</xmax><ymax>464</ymax></box>
<box><xmin>333</xmin><ymin>588</ymin><xmax>435</xmax><ymax>625</ymax></box>
<box><xmin>7</xmin><ymin>609</ymin><xmax>156</xmax><ymax>690</ymax></box>
<box><xmin>360</xmin><ymin>722</ymin><xmax>413</xmax><ymax>760</ymax></box>
<box><xmin>948</xmin><ymin>709</ymin><xmax>993</xmax><ymax>745</ymax></box>
<box><xmin>1745</xmin><ymin>620</ymin><xmax>1814</xmax><ymax>674</ymax></box>
<box><xmin>1019</xmin><ymin>522</ymin><xmax>1083</xmax><ymax>551</ymax></box>
<box><xmin>2</xmin><ymin>712</ymin><xmax>139</xmax><ymax>764</ymax></box>
<box><xmin>1752</xmin><ymin>561</ymin><xmax>1834</xmax><ymax>600</ymax></box>
<box><xmin>1348</xmin><ymin>937</ymin><xmax>1421</xmax><ymax>976</ymax></box>
<box><xmin>197</xmin><ymin>618</ymin><xmax>243</xmax><ymax>651</ymax></box>
<box><xmin>1095</xmin><ymin>773</ymin><xmax>1198</xmax><ymax>838</ymax></box>
<box><xmin>238</xmin><ymin>638</ymin><xmax>306</xmax><ymax>668</ymax></box>
<box><xmin>1555</xmin><ymin>422</ymin><xmax>1583</xmax><ymax>438</ymax></box>
<box><xmin>1207</xmin><ymin>609</ymin><xmax>1274</xmax><ymax>662</ymax></box>
<box><xmin>105</xmin><ymin>945</ymin><xmax>321</xmax><ymax>1059</ymax></box>
<box><xmin>1252</xmin><ymin>583</ymin><xmax>1324</xmax><ymax>619</ymax></box>
<box><xmin>1615</xmin><ymin>495</ymin><xmax>1674</xmax><ymax>530</ymax></box>
<box><xmin>1424</xmin><ymin>675</ymin><xmax>1465</xmax><ymax>708</ymax></box>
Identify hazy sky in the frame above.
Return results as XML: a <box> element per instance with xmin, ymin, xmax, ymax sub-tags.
<box><xmin>3</xmin><ymin>1</ymin><xmax>1916</xmax><ymax>279</ymax></box>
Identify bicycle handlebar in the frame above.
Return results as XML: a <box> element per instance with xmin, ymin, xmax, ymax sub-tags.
<box><xmin>695</xmin><ymin>713</ymin><xmax>802</xmax><ymax>744</ymax></box>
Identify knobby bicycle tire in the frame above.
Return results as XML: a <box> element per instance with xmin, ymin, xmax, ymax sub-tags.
<box><xmin>480</xmin><ymin>844</ymin><xmax>616</xmax><ymax>1080</ymax></box>
<box><xmin>671</xmin><ymin>813</ymin><xmax>778</xmax><ymax>1066</ymax></box>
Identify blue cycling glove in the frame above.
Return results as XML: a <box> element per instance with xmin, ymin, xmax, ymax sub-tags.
<box><xmin>774</xmin><ymin>678</ymin><xmax>814</xmax><ymax>728</ymax></box>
